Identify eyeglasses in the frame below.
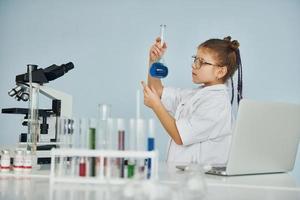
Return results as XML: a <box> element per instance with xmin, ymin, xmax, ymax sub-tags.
<box><xmin>191</xmin><ymin>55</ymin><xmax>221</xmax><ymax>69</ymax></box>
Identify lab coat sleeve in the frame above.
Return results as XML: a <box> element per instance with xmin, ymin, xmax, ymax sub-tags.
<box><xmin>176</xmin><ymin>98</ymin><xmax>229</xmax><ymax>146</ymax></box>
<box><xmin>161</xmin><ymin>87</ymin><xmax>186</xmax><ymax>116</ymax></box>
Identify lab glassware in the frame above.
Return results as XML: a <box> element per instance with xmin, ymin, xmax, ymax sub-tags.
<box><xmin>97</xmin><ymin>104</ymin><xmax>111</xmax><ymax>150</ymax></box>
<box><xmin>27</xmin><ymin>64</ymin><xmax>40</xmax><ymax>155</ymax></box>
<box><xmin>89</xmin><ymin>118</ymin><xmax>97</xmax><ymax>177</ymax></box>
<box><xmin>150</xmin><ymin>24</ymin><xmax>168</xmax><ymax>78</ymax></box>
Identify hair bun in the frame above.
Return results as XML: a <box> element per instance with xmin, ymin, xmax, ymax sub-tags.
<box><xmin>230</xmin><ymin>40</ymin><xmax>240</xmax><ymax>50</ymax></box>
<box><xmin>224</xmin><ymin>36</ymin><xmax>239</xmax><ymax>50</ymax></box>
<box><xmin>223</xmin><ymin>36</ymin><xmax>232</xmax><ymax>42</ymax></box>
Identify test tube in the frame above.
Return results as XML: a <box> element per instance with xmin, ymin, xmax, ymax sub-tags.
<box><xmin>89</xmin><ymin>118</ymin><xmax>97</xmax><ymax>177</ymax></box>
<box><xmin>129</xmin><ymin>119</ymin><xmax>136</xmax><ymax>151</ymax></box>
<box><xmin>97</xmin><ymin>105</ymin><xmax>111</xmax><ymax>177</ymax></box>
<box><xmin>149</xmin><ymin>24</ymin><xmax>168</xmax><ymax>78</ymax></box>
<box><xmin>128</xmin><ymin>119</ymin><xmax>137</xmax><ymax>178</ymax></box>
<box><xmin>160</xmin><ymin>24</ymin><xmax>166</xmax><ymax>48</ymax></box>
<box><xmin>117</xmin><ymin>118</ymin><xmax>125</xmax><ymax>178</ymax></box>
<box><xmin>27</xmin><ymin>64</ymin><xmax>40</xmax><ymax>156</ymax></box>
<box><xmin>106</xmin><ymin>118</ymin><xmax>116</xmax><ymax>150</ymax></box>
<box><xmin>89</xmin><ymin>118</ymin><xmax>96</xmax><ymax>150</ymax></box>
<box><xmin>97</xmin><ymin>104</ymin><xmax>111</xmax><ymax>150</ymax></box>
<box><xmin>97</xmin><ymin>104</ymin><xmax>111</xmax><ymax>149</ymax></box>
<box><xmin>136</xmin><ymin>119</ymin><xmax>146</xmax><ymax>179</ymax></box>
<box><xmin>79</xmin><ymin>118</ymin><xmax>88</xmax><ymax>149</ymax></box>
<box><xmin>57</xmin><ymin>117</ymin><xmax>67</xmax><ymax>176</ymax></box>
<box><xmin>147</xmin><ymin>119</ymin><xmax>155</xmax><ymax>179</ymax></box>
<box><xmin>98</xmin><ymin>104</ymin><xmax>111</xmax><ymax>121</ymax></box>
<box><xmin>69</xmin><ymin>118</ymin><xmax>77</xmax><ymax>177</ymax></box>
<box><xmin>136</xmin><ymin>119</ymin><xmax>146</xmax><ymax>151</ymax></box>
<box><xmin>78</xmin><ymin>118</ymin><xmax>88</xmax><ymax>177</ymax></box>
<box><xmin>57</xmin><ymin>117</ymin><xmax>68</xmax><ymax>149</ymax></box>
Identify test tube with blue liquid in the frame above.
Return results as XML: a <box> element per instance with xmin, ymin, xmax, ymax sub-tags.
<box><xmin>150</xmin><ymin>24</ymin><xmax>168</xmax><ymax>78</ymax></box>
<box><xmin>147</xmin><ymin>119</ymin><xmax>155</xmax><ymax>179</ymax></box>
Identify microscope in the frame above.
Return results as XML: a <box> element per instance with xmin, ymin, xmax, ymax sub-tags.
<box><xmin>1</xmin><ymin>62</ymin><xmax>74</xmax><ymax>164</ymax></box>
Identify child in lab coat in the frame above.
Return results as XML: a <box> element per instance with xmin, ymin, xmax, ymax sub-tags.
<box><xmin>141</xmin><ymin>36</ymin><xmax>243</xmax><ymax>165</ymax></box>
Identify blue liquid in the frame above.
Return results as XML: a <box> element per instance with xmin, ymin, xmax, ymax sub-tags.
<box><xmin>147</xmin><ymin>137</ymin><xmax>155</xmax><ymax>179</ymax></box>
<box><xmin>150</xmin><ymin>62</ymin><xmax>168</xmax><ymax>78</ymax></box>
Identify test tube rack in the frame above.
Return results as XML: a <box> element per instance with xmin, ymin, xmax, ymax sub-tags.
<box><xmin>50</xmin><ymin>148</ymin><xmax>158</xmax><ymax>185</ymax></box>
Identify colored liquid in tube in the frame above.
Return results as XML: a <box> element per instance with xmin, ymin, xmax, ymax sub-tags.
<box><xmin>79</xmin><ymin>157</ymin><xmax>86</xmax><ymax>177</ymax></box>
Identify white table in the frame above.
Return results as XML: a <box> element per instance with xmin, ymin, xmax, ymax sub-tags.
<box><xmin>0</xmin><ymin>163</ymin><xmax>299</xmax><ymax>200</ymax></box>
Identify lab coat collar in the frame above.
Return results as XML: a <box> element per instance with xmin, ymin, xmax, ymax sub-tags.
<box><xmin>197</xmin><ymin>84</ymin><xmax>228</xmax><ymax>91</ymax></box>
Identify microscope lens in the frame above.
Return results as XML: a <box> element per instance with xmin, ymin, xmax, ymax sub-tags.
<box><xmin>21</xmin><ymin>93</ymin><xmax>29</xmax><ymax>101</ymax></box>
<box><xmin>8</xmin><ymin>85</ymin><xmax>22</xmax><ymax>97</ymax></box>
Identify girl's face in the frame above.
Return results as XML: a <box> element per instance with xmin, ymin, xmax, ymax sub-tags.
<box><xmin>192</xmin><ymin>47</ymin><xmax>227</xmax><ymax>86</ymax></box>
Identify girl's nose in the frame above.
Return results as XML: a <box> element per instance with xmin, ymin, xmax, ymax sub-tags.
<box><xmin>191</xmin><ymin>63</ymin><xmax>197</xmax><ymax>70</ymax></box>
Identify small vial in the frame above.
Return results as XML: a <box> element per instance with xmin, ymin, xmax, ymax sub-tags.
<box><xmin>13</xmin><ymin>149</ymin><xmax>24</xmax><ymax>171</ymax></box>
<box><xmin>0</xmin><ymin>150</ymin><xmax>11</xmax><ymax>172</ymax></box>
<box><xmin>23</xmin><ymin>150</ymin><xmax>32</xmax><ymax>171</ymax></box>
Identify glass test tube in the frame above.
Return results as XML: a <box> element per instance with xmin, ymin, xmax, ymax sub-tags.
<box><xmin>89</xmin><ymin>118</ymin><xmax>97</xmax><ymax>177</ymax></box>
<box><xmin>97</xmin><ymin>104</ymin><xmax>111</xmax><ymax>149</ymax></box>
<box><xmin>136</xmin><ymin>119</ymin><xmax>146</xmax><ymax>151</ymax></box>
<box><xmin>127</xmin><ymin>119</ymin><xmax>136</xmax><ymax>178</ymax></box>
<box><xmin>78</xmin><ymin>118</ymin><xmax>88</xmax><ymax>177</ymax></box>
<box><xmin>117</xmin><ymin>118</ymin><xmax>125</xmax><ymax>178</ymax></box>
<box><xmin>149</xmin><ymin>25</ymin><xmax>168</xmax><ymax>78</ymax></box>
<box><xmin>69</xmin><ymin>118</ymin><xmax>77</xmax><ymax>177</ymax></box>
<box><xmin>27</xmin><ymin>65</ymin><xmax>40</xmax><ymax>157</ymax></box>
<box><xmin>137</xmin><ymin>119</ymin><xmax>146</xmax><ymax>179</ymax></box>
<box><xmin>97</xmin><ymin>104</ymin><xmax>111</xmax><ymax>178</ymax></box>
<box><xmin>160</xmin><ymin>25</ymin><xmax>166</xmax><ymax>51</ymax></box>
<box><xmin>147</xmin><ymin>119</ymin><xmax>155</xmax><ymax>179</ymax></box>
<box><xmin>57</xmin><ymin>117</ymin><xmax>68</xmax><ymax>176</ymax></box>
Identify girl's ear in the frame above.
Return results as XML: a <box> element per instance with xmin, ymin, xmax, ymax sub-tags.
<box><xmin>217</xmin><ymin>66</ymin><xmax>228</xmax><ymax>80</ymax></box>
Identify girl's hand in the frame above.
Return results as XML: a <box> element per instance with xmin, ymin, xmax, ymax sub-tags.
<box><xmin>149</xmin><ymin>37</ymin><xmax>167</xmax><ymax>64</ymax></box>
<box><xmin>141</xmin><ymin>81</ymin><xmax>162</xmax><ymax>109</ymax></box>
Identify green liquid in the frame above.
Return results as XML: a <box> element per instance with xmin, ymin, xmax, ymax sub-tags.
<box><xmin>89</xmin><ymin>128</ymin><xmax>96</xmax><ymax>149</ymax></box>
<box><xmin>128</xmin><ymin>163</ymin><xmax>135</xmax><ymax>178</ymax></box>
<box><xmin>89</xmin><ymin>128</ymin><xmax>96</xmax><ymax>176</ymax></box>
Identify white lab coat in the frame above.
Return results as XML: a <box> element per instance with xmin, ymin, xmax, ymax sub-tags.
<box><xmin>161</xmin><ymin>84</ymin><xmax>234</xmax><ymax>165</ymax></box>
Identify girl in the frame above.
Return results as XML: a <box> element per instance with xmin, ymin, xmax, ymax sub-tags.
<box><xmin>141</xmin><ymin>36</ymin><xmax>243</xmax><ymax>165</ymax></box>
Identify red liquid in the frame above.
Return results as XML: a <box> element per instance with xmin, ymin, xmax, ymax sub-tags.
<box><xmin>79</xmin><ymin>162</ymin><xmax>86</xmax><ymax>177</ymax></box>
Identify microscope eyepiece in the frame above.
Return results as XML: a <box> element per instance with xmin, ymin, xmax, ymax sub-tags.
<box><xmin>63</xmin><ymin>62</ymin><xmax>74</xmax><ymax>72</ymax></box>
<box><xmin>16</xmin><ymin>62</ymin><xmax>74</xmax><ymax>84</ymax></box>
<box><xmin>43</xmin><ymin>62</ymin><xmax>74</xmax><ymax>82</ymax></box>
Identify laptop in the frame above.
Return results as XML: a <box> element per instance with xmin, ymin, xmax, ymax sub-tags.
<box><xmin>181</xmin><ymin>99</ymin><xmax>300</xmax><ymax>176</ymax></box>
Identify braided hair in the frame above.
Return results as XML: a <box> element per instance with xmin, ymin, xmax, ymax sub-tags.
<box><xmin>199</xmin><ymin>36</ymin><xmax>243</xmax><ymax>105</ymax></box>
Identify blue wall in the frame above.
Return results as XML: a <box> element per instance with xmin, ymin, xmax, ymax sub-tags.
<box><xmin>0</xmin><ymin>0</ymin><xmax>299</xmax><ymax>176</ymax></box>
